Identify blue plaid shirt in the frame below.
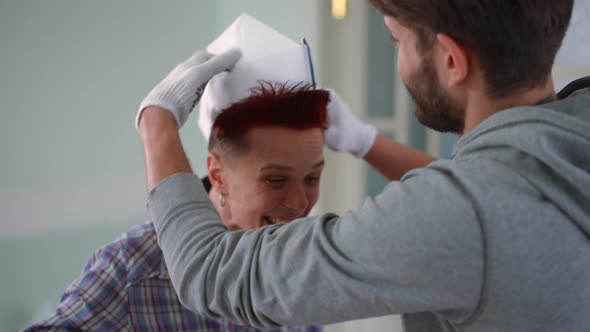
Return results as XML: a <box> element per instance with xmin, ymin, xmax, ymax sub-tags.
<box><xmin>23</xmin><ymin>222</ymin><xmax>322</xmax><ymax>332</ymax></box>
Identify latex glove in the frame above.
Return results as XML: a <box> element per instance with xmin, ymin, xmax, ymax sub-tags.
<box><xmin>324</xmin><ymin>89</ymin><xmax>378</xmax><ymax>158</ymax></box>
<box><xmin>136</xmin><ymin>48</ymin><xmax>242</xmax><ymax>130</ymax></box>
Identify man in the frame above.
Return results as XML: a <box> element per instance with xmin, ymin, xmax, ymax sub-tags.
<box><xmin>137</xmin><ymin>1</ymin><xmax>590</xmax><ymax>331</ymax></box>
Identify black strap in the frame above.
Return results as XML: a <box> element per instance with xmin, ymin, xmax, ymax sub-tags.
<box><xmin>557</xmin><ymin>76</ymin><xmax>590</xmax><ymax>99</ymax></box>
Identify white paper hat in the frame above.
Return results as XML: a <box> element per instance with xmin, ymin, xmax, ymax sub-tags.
<box><xmin>198</xmin><ymin>13</ymin><xmax>316</xmax><ymax>141</ymax></box>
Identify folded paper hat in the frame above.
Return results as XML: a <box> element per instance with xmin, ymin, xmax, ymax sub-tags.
<box><xmin>198</xmin><ymin>13</ymin><xmax>316</xmax><ymax>141</ymax></box>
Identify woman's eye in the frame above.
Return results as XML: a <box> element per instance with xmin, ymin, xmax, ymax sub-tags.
<box><xmin>266</xmin><ymin>177</ymin><xmax>286</xmax><ymax>186</ymax></box>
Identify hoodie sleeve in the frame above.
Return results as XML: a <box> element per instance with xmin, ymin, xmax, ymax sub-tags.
<box><xmin>149</xmin><ymin>164</ymin><xmax>484</xmax><ymax>328</ymax></box>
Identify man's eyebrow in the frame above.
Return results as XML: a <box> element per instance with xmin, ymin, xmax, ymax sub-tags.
<box><xmin>260</xmin><ymin>160</ymin><xmax>325</xmax><ymax>171</ymax></box>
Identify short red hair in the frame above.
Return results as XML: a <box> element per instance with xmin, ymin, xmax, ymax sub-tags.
<box><xmin>208</xmin><ymin>81</ymin><xmax>329</xmax><ymax>155</ymax></box>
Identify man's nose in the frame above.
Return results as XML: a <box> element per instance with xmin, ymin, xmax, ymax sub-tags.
<box><xmin>283</xmin><ymin>183</ymin><xmax>309</xmax><ymax>215</ymax></box>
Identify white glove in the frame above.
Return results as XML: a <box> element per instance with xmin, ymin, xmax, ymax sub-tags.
<box><xmin>135</xmin><ymin>48</ymin><xmax>242</xmax><ymax>130</ymax></box>
<box><xmin>324</xmin><ymin>89</ymin><xmax>378</xmax><ymax>158</ymax></box>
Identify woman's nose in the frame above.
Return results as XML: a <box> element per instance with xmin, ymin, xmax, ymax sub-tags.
<box><xmin>283</xmin><ymin>183</ymin><xmax>309</xmax><ymax>215</ymax></box>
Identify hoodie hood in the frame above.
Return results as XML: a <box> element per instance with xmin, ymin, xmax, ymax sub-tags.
<box><xmin>453</xmin><ymin>86</ymin><xmax>590</xmax><ymax>237</ymax></box>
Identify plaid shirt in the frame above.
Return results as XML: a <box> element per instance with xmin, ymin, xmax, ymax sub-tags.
<box><xmin>23</xmin><ymin>222</ymin><xmax>322</xmax><ymax>332</ymax></box>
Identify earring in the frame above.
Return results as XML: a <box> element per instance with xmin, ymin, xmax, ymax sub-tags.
<box><xmin>219</xmin><ymin>193</ymin><xmax>226</xmax><ymax>207</ymax></box>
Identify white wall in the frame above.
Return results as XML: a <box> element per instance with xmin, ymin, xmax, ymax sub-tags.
<box><xmin>553</xmin><ymin>0</ymin><xmax>590</xmax><ymax>89</ymax></box>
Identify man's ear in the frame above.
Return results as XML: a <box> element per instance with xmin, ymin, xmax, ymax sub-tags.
<box><xmin>207</xmin><ymin>153</ymin><xmax>226</xmax><ymax>192</ymax></box>
<box><xmin>436</xmin><ymin>33</ymin><xmax>469</xmax><ymax>87</ymax></box>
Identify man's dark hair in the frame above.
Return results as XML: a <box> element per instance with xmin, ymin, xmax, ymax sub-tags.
<box><xmin>369</xmin><ymin>0</ymin><xmax>574</xmax><ymax>97</ymax></box>
<box><xmin>208</xmin><ymin>81</ymin><xmax>329</xmax><ymax>159</ymax></box>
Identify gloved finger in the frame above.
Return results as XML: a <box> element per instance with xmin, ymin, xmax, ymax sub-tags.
<box><xmin>183</xmin><ymin>50</ymin><xmax>213</xmax><ymax>67</ymax></box>
<box><xmin>184</xmin><ymin>48</ymin><xmax>242</xmax><ymax>85</ymax></box>
<box><xmin>327</xmin><ymin>88</ymin><xmax>346</xmax><ymax>108</ymax></box>
<box><xmin>202</xmin><ymin>48</ymin><xmax>242</xmax><ymax>73</ymax></box>
<box><xmin>326</xmin><ymin>88</ymin><xmax>346</xmax><ymax>124</ymax></box>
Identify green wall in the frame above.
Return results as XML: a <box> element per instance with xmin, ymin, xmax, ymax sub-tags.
<box><xmin>0</xmin><ymin>222</ymin><xmax>140</xmax><ymax>331</ymax></box>
<box><xmin>0</xmin><ymin>1</ymin><xmax>308</xmax><ymax>330</ymax></box>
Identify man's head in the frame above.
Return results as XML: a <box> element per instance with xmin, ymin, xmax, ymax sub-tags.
<box><xmin>206</xmin><ymin>82</ymin><xmax>329</xmax><ymax>230</ymax></box>
<box><xmin>370</xmin><ymin>0</ymin><xmax>574</xmax><ymax>133</ymax></box>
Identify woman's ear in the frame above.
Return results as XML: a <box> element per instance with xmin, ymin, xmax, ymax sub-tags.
<box><xmin>207</xmin><ymin>153</ymin><xmax>226</xmax><ymax>192</ymax></box>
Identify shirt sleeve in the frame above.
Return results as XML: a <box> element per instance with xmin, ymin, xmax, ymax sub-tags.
<box><xmin>149</xmin><ymin>163</ymin><xmax>485</xmax><ymax>328</ymax></box>
<box><xmin>22</xmin><ymin>241</ymin><xmax>129</xmax><ymax>331</ymax></box>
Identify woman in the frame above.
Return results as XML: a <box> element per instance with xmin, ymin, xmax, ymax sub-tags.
<box><xmin>23</xmin><ymin>82</ymin><xmax>328</xmax><ymax>332</ymax></box>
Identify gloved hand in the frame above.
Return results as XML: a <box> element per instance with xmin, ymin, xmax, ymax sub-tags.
<box><xmin>324</xmin><ymin>89</ymin><xmax>378</xmax><ymax>158</ymax></box>
<box><xmin>135</xmin><ymin>48</ymin><xmax>242</xmax><ymax>130</ymax></box>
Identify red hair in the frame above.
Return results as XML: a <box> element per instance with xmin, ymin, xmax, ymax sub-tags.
<box><xmin>208</xmin><ymin>81</ymin><xmax>329</xmax><ymax>154</ymax></box>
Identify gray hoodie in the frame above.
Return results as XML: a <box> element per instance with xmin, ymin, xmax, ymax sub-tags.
<box><xmin>149</xmin><ymin>84</ymin><xmax>590</xmax><ymax>332</ymax></box>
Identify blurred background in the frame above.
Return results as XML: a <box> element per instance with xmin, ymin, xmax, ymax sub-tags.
<box><xmin>1</xmin><ymin>0</ymin><xmax>589</xmax><ymax>331</ymax></box>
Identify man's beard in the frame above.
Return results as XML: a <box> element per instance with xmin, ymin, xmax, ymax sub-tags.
<box><xmin>404</xmin><ymin>56</ymin><xmax>465</xmax><ymax>134</ymax></box>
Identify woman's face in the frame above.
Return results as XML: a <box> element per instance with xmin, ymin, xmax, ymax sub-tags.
<box><xmin>212</xmin><ymin>126</ymin><xmax>325</xmax><ymax>230</ymax></box>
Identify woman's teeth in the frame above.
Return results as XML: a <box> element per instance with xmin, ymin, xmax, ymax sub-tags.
<box><xmin>264</xmin><ymin>216</ymin><xmax>289</xmax><ymax>224</ymax></box>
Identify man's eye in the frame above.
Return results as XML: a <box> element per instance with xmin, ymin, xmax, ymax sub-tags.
<box><xmin>305</xmin><ymin>176</ymin><xmax>321</xmax><ymax>184</ymax></box>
